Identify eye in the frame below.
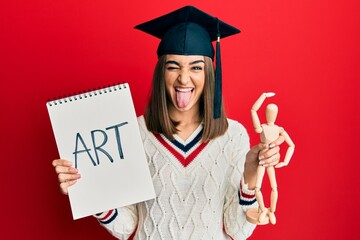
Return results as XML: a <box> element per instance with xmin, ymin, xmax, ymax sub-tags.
<box><xmin>192</xmin><ymin>66</ymin><xmax>203</xmax><ymax>71</ymax></box>
<box><xmin>166</xmin><ymin>66</ymin><xmax>180</xmax><ymax>71</ymax></box>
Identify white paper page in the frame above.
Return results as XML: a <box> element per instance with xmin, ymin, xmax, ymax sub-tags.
<box><xmin>47</xmin><ymin>83</ymin><xmax>155</xmax><ymax>219</ymax></box>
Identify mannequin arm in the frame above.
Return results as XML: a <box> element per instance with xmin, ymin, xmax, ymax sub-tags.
<box><xmin>250</xmin><ymin>110</ymin><xmax>262</xmax><ymax>133</ymax></box>
<box><xmin>251</xmin><ymin>92</ymin><xmax>275</xmax><ymax>133</ymax></box>
<box><xmin>275</xmin><ymin>129</ymin><xmax>295</xmax><ymax>168</ymax></box>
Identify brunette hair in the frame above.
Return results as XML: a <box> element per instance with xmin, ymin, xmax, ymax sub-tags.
<box><xmin>145</xmin><ymin>55</ymin><xmax>228</xmax><ymax>142</ymax></box>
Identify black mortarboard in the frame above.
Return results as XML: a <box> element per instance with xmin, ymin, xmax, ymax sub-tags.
<box><xmin>135</xmin><ymin>5</ymin><xmax>240</xmax><ymax>118</ymax></box>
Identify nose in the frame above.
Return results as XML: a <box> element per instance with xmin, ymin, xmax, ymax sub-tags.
<box><xmin>177</xmin><ymin>69</ymin><xmax>190</xmax><ymax>85</ymax></box>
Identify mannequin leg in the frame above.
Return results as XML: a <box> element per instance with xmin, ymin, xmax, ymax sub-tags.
<box><xmin>255</xmin><ymin>165</ymin><xmax>267</xmax><ymax>222</ymax></box>
<box><xmin>267</xmin><ymin>166</ymin><xmax>278</xmax><ymax>224</ymax></box>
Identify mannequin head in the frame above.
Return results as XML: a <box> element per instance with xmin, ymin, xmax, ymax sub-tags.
<box><xmin>266</xmin><ymin>103</ymin><xmax>278</xmax><ymax>124</ymax></box>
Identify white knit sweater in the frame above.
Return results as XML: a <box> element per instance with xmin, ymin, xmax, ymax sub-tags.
<box><xmin>94</xmin><ymin>116</ymin><xmax>257</xmax><ymax>240</ymax></box>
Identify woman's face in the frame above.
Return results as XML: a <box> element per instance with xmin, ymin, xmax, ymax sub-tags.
<box><xmin>164</xmin><ymin>54</ymin><xmax>205</xmax><ymax>114</ymax></box>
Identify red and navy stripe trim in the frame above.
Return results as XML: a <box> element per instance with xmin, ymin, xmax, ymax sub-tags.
<box><xmin>153</xmin><ymin>131</ymin><xmax>208</xmax><ymax>167</ymax></box>
<box><xmin>96</xmin><ymin>209</ymin><xmax>118</xmax><ymax>224</ymax></box>
<box><xmin>169</xmin><ymin>129</ymin><xmax>204</xmax><ymax>153</ymax></box>
<box><xmin>238</xmin><ymin>191</ymin><xmax>257</xmax><ymax>205</ymax></box>
<box><xmin>238</xmin><ymin>182</ymin><xmax>256</xmax><ymax>206</ymax></box>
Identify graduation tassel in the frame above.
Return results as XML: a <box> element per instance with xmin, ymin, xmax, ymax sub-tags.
<box><xmin>214</xmin><ymin>19</ymin><xmax>222</xmax><ymax>119</ymax></box>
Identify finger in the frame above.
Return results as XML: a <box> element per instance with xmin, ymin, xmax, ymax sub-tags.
<box><xmin>264</xmin><ymin>145</ymin><xmax>281</xmax><ymax>158</ymax></box>
<box><xmin>248</xmin><ymin>143</ymin><xmax>269</xmax><ymax>165</ymax></box>
<box><xmin>52</xmin><ymin>159</ymin><xmax>73</xmax><ymax>167</ymax></box>
<box><xmin>60</xmin><ymin>180</ymin><xmax>77</xmax><ymax>195</ymax></box>
<box><xmin>258</xmin><ymin>145</ymin><xmax>279</xmax><ymax>161</ymax></box>
<box><xmin>269</xmin><ymin>135</ymin><xmax>285</xmax><ymax>148</ymax></box>
<box><xmin>259</xmin><ymin>146</ymin><xmax>269</xmax><ymax>155</ymax></box>
<box><xmin>261</xmin><ymin>153</ymin><xmax>280</xmax><ymax>167</ymax></box>
<box><xmin>250</xmin><ymin>143</ymin><xmax>268</xmax><ymax>155</ymax></box>
<box><xmin>58</xmin><ymin>172</ymin><xmax>81</xmax><ymax>183</ymax></box>
<box><xmin>55</xmin><ymin>165</ymin><xmax>78</xmax><ymax>175</ymax></box>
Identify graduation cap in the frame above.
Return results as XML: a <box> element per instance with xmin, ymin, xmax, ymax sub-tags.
<box><xmin>135</xmin><ymin>5</ymin><xmax>240</xmax><ymax>118</ymax></box>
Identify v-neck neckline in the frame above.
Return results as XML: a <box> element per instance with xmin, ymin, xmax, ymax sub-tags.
<box><xmin>171</xmin><ymin>123</ymin><xmax>203</xmax><ymax>152</ymax></box>
<box><xmin>153</xmin><ymin>124</ymin><xmax>209</xmax><ymax>168</ymax></box>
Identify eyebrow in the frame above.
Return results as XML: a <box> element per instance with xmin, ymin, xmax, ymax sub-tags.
<box><xmin>165</xmin><ymin>60</ymin><xmax>205</xmax><ymax>66</ymax></box>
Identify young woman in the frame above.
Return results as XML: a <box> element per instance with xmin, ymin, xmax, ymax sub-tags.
<box><xmin>52</xmin><ymin>6</ymin><xmax>283</xmax><ymax>240</ymax></box>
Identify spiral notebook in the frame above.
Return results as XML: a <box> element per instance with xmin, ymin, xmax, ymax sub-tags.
<box><xmin>47</xmin><ymin>83</ymin><xmax>155</xmax><ymax>220</ymax></box>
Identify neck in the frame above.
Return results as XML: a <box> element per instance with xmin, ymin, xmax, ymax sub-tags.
<box><xmin>169</xmin><ymin>105</ymin><xmax>202</xmax><ymax>141</ymax></box>
<box><xmin>169</xmin><ymin>105</ymin><xmax>202</xmax><ymax>125</ymax></box>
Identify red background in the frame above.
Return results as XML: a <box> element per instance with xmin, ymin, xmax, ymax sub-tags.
<box><xmin>1</xmin><ymin>0</ymin><xmax>359</xmax><ymax>239</ymax></box>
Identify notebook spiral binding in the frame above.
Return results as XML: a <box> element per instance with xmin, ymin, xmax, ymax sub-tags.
<box><xmin>47</xmin><ymin>83</ymin><xmax>128</xmax><ymax>107</ymax></box>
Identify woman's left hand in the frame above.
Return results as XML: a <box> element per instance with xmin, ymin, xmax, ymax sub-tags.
<box><xmin>246</xmin><ymin>135</ymin><xmax>285</xmax><ymax>168</ymax></box>
<box><xmin>244</xmin><ymin>136</ymin><xmax>285</xmax><ymax>189</ymax></box>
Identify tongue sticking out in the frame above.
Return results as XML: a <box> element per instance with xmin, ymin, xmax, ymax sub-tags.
<box><xmin>176</xmin><ymin>90</ymin><xmax>192</xmax><ymax>108</ymax></box>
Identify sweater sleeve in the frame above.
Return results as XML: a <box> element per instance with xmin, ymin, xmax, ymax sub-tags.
<box><xmin>223</xmin><ymin>121</ymin><xmax>258</xmax><ymax>240</ymax></box>
<box><xmin>93</xmin><ymin>204</ymin><xmax>138</xmax><ymax>240</ymax></box>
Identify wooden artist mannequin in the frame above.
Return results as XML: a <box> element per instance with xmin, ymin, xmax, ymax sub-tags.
<box><xmin>246</xmin><ymin>92</ymin><xmax>295</xmax><ymax>225</ymax></box>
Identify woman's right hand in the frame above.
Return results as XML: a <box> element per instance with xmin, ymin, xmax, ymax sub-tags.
<box><xmin>52</xmin><ymin>159</ymin><xmax>81</xmax><ymax>195</ymax></box>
